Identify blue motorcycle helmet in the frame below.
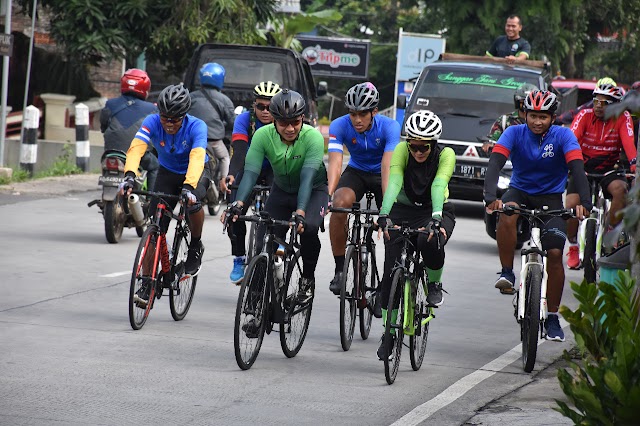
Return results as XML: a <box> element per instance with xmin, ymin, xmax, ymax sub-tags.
<box><xmin>199</xmin><ymin>62</ymin><xmax>225</xmax><ymax>89</ymax></box>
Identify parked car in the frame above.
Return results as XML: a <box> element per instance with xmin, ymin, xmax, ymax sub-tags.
<box><xmin>552</xmin><ymin>78</ymin><xmax>630</xmax><ymax>108</ymax></box>
<box><xmin>183</xmin><ymin>43</ymin><xmax>326</xmax><ymax>126</ymax></box>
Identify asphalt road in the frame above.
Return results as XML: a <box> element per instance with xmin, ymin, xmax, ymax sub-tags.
<box><xmin>0</xmin><ymin>187</ymin><xmax>585</xmax><ymax>425</ymax></box>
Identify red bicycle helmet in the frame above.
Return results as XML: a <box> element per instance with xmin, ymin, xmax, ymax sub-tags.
<box><xmin>524</xmin><ymin>90</ymin><xmax>558</xmax><ymax>114</ymax></box>
<box><xmin>121</xmin><ymin>69</ymin><xmax>151</xmax><ymax>100</ymax></box>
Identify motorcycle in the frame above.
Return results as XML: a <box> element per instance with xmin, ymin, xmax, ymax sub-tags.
<box><xmin>88</xmin><ymin>149</ymin><xmax>148</xmax><ymax>243</ymax></box>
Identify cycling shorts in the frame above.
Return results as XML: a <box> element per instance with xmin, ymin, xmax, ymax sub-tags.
<box><xmin>502</xmin><ymin>188</ymin><xmax>566</xmax><ymax>250</ymax></box>
<box><xmin>336</xmin><ymin>166</ymin><xmax>382</xmax><ymax>208</ymax></box>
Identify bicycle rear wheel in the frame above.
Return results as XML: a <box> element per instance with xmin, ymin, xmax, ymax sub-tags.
<box><xmin>359</xmin><ymin>248</ymin><xmax>375</xmax><ymax>340</ymax></box>
<box><xmin>234</xmin><ymin>254</ymin><xmax>269</xmax><ymax>370</ymax></box>
<box><xmin>583</xmin><ymin>220</ymin><xmax>597</xmax><ymax>284</ymax></box>
<box><xmin>384</xmin><ymin>269</ymin><xmax>405</xmax><ymax>385</ymax></box>
<box><xmin>169</xmin><ymin>226</ymin><xmax>197</xmax><ymax>321</ymax></box>
<box><xmin>280</xmin><ymin>250</ymin><xmax>313</xmax><ymax>358</ymax></box>
<box><xmin>129</xmin><ymin>225</ymin><xmax>161</xmax><ymax>330</ymax></box>
<box><xmin>340</xmin><ymin>245</ymin><xmax>357</xmax><ymax>351</ymax></box>
<box><xmin>410</xmin><ymin>274</ymin><xmax>430</xmax><ymax>371</ymax></box>
<box><xmin>522</xmin><ymin>264</ymin><xmax>542</xmax><ymax>373</ymax></box>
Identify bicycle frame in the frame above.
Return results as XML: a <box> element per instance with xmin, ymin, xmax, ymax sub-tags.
<box><xmin>578</xmin><ymin>176</ymin><xmax>609</xmax><ymax>264</ymax></box>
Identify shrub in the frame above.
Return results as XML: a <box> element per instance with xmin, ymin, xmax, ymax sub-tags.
<box><xmin>556</xmin><ymin>273</ymin><xmax>640</xmax><ymax>425</ymax></box>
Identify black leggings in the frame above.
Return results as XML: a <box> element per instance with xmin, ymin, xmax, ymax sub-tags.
<box><xmin>256</xmin><ymin>183</ymin><xmax>329</xmax><ymax>279</ymax></box>
<box><xmin>228</xmin><ymin>168</ymin><xmax>274</xmax><ymax>256</ymax></box>
<box><xmin>381</xmin><ymin>203</ymin><xmax>455</xmax><ymax>309</ymax></box>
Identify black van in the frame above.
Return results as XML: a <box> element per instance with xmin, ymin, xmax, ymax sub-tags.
<box><xmin>183</xmin><ymin>43</ymin><xmax>325</xmax><ymax>126</ymax></box>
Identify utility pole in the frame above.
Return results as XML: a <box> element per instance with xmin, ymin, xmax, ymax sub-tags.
<box><xmin>0</xmin><ymin>0</ymin><xmax>13</xmax><ymax>167</ymax></box>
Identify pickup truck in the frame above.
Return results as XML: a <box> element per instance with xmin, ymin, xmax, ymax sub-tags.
<box><xmin>183</xmin><ymin>43</ymin><xmax>326</xmax><ymax>126</ymax></box>
<box><xmin>399</xmin><ymin>53</ymin><xmax>577</xmax><ymax>202</ymax></box>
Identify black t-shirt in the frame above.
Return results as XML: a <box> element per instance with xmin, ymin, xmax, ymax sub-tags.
<box><xmin>487</xmin><ymin>35</ymin><xmax>531</xmax><ymax>58</ymax></box>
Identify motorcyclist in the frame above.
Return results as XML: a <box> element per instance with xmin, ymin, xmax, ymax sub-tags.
<box><xmin>100</xmin><ymin>69</ymin><xmax>159</xmax><ymax>191</ymax></box>
<box><xmin>189</xmin><ymin>63</ymin><xmax>236</xmax><ymax>192</ymax></box>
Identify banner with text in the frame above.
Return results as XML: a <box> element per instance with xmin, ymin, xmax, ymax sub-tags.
<box><xmin>396</xmin><ymin>30</ymin><xmax>445</xmax><ymax>82</ymax></box>
<box><xmin>298</xmin><ymin>36</ymin><xmax>370</xmax><ymax>79</ymax></box>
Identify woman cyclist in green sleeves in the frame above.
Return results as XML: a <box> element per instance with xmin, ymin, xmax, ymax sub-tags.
<box><xmin>375</xmin><ymin>110</ymin><xmax>456</xmax><ymax>361</ymax></box>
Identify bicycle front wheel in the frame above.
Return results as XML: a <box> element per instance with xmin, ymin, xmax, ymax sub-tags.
<box><xmin>583</xmin><ymin>220</ymin><xmax>597</xmax><ymax>284</ymax></box>
<box><xmin>340</xmin><ymin>245</ymin><xmax>357</xmax><ymax>351</ymax></box>
<box><xmin>359</xmin><ymin>248</ymin><xmax>376</xmax><ymax>340</ymax></box>
<box><xmin>384</xmin><ymin>269</ymin><xmax>405</xmax><ymax>385</ymax></box>
<box><xmin>247</xmin><ymin>222</ymin><xmax>259</xmax><ymax>261</ymax></box>
<box><xmin>280</xmin><ymin>250</ymin><xmax>313</xmax><ymax>358</ymax></box>
<box><xmin>234</xmin><ymin>254</ymin><xmax>269</xmax><ymax>370</ymax></box>
<box><xmin>522</xmin><ymin>264</ymin><xmax>542</xmax><ymax>373</ymax></box>
<box><xmin>169</xmin><ymin>226</ymin><xmax>197</xmax><ymax>321</ymax></box>
<box><xmin>129</xmin><ymin>225</ymin><xmax>161</xmax><ymax>330</ymax></box>
<box><xmin>410</xmin><ymin>274</ymin><xmax>430</xmax><ymax>371</ymax></box>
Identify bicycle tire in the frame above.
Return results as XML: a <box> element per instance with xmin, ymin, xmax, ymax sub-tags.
<box><xmin>280</xmin><ymin>249</ymin><xmax>312</xmax><ymax>358</ymax></box>
<box><xmin>169</xmin><ymin>225</ymin><xmax>198</xmax><ymax>321</ymax></box>
<box><xmin>384</xmin><ymin>269</ymin><xmax>405</xmax><ymax>385</ymax></box>
<box><xmin>583</xmin><ymin>220</ymin><xmax>598</xmax><ymax>284</ymax></box>
<box><xmin>129</xmin><ymin>225</ymin><xmax>161</xmax><ymax>330</ymax></box>
<box><xmin>247</xmin><ymin>222</ymin><xmax>259</xmax><ymax>261</ymax></box>
<box><xmin>340</xmin><ymin>245</ymin><xmax>357</xmax><ymax>351</ymax></box>
<box><xmin>104</xmin><ymin>197</ymin><xmax>125</xmax><ymax>243</ymax></box>
<box><xmin>410</xmin><ymin>274</ymin><xmax>430</xmax><ymax>371</ymax></box>
<box><xmin>522</xmin><ymin>264</ymin><xmax>542</xmax><ymax>373</ymax></box>
<box><xmin>234</xmin><ymin>254</ymin><xmax>269</xmax><ymax>370</ymax></box>
<box><xmin>358</xmin><ymin>248</ymin><xmax>375</xmax><ymax>340</ymax></box>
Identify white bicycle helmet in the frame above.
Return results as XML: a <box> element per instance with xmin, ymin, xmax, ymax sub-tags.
<box><xmin>593</xmin><ymin>83</ymin><xmax>624</xmax><ymax>101</ymax></box>
<box><xmin>404</xmin><ymin>110</ymin><xmax>443</xmax><ymax>140</ymax></box>
<box><xmin>344</xmin><ymin>82</ymin><xmax>380</xmax><ymax>111</ymax></box>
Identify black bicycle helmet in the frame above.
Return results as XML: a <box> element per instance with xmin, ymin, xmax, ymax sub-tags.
<box><xmin>269</xmin><ymin>89</ymin><xmax>306</xmax><ymax>120</ymax></box>
<box><xmin>157</xmin><ymin>84</ymin><xmax>191</xmax><ymax>117</ymax></box>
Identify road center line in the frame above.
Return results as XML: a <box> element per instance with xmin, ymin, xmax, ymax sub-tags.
<box><xmin>391</xmin><ymin>320</ymin><xmax>568</xmax><ymax>425</ymax></box>
<box><xmin>100</xmin><ymin>271</ymin><xmax>130</xmax><ymax>278</ymax></box>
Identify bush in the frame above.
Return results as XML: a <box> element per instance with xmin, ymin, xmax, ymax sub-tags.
<box><xmin>556</xmin><ymin>273</ymin><xmax>640</xmax><ymax>425</ymax></box>
<box><xmin>35</xmin><ymin>144</ymin><xmax>82</xmax><ymax>178</ymax></box>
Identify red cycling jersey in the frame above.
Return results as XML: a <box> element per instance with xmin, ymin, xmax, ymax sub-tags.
<box><xmin>570</xmin><ymin>108</ymin><xmax>637</xmax><ymax>172</ymax></box>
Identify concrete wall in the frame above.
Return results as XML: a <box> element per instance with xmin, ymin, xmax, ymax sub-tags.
<box><xmin>3</xmin><ymin>138</ymin><xmax>105</xmax><ymax>173</ymax></box>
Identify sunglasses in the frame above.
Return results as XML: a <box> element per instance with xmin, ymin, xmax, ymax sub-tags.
<box><xmin>593</xmin><ymin>98</ymin><xmax>614</xmax><ymax>106</ymax></box>
<box><xmin>255</xmin><ymin>103</ymin><xmax>270</xmax><ymax>111</ymax></box>
<box><xmin>160</xmin><ymin>115</ymin><xmax>184</xmax><ymax>124</ymax></box>
<box><xmin>407</xmin><ymin>141</ymin><xmax>434</xmax><ymax>153</ymax></box>
<box><xmin>275</xmin><ymin>117</ymin><xmax>303</xmax><ymax>127</ymax></box>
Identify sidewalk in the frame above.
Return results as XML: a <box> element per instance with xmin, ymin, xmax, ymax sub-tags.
<box><xmin>0</xmin><ymin>172</ymin><xmax>578</xmax><ymax>426</ymax></box>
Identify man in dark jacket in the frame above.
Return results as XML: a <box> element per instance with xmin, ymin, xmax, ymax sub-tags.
<box><xmin>100</xmin><ymin>68</ymin><xmax>159</xmax><ymax>191</ymax></box>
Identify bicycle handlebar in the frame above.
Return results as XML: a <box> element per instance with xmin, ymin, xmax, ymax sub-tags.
<box><xmin>132</xmin><ymin>189</ymin><xmax>181</xmax><ymax>201</ymax></box>
<box><xmin>329</xmin><ymin>206</ymin><xmax>379</xmax><ymax>215</ymax></box>
<box><xmin>498</xmin><ymin>205</ymin><xmax>576</xmax><ymax>219</ymax></box>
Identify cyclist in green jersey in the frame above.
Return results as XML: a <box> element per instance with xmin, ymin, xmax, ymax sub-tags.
<box><xmin>222</xmin><ymin>89</ymin><xmax>329</xmax><ymax>302</ymax></box>
<box><xmin>376</xmin><ymin>110</ymin><xmax>456</xmax><ymax>361</ymax></box>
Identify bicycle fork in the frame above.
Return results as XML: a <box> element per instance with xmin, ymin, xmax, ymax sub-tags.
<box><xmin>516</xmin><ymin>228</ymin><xmax>547</xmax><ymax>326</ymax></box>
<box><xmin>403</xmin><ymin>278</ymin><xmax>434</xmax><ymax>336</ymax></box>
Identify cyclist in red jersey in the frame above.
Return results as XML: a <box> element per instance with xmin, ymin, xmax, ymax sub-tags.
<box><xmin>565</xmin><ymin>83</ymin><xmax>637</xmax><ymax>269</ymax></box>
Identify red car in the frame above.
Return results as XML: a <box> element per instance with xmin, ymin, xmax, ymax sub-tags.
<box><xmin>552</xmin><ymin>78</ymin><xmax>629</xmax><ymax>107</ymax></box>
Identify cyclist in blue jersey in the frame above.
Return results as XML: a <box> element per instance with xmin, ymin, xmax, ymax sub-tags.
<box><xmin>327</xmin><ymin>82</ymin><xmax>401</xmax><ymax>310</ymax></box>
<box><xmin>119</xmin><ymin>84</ymin><xmax>211</xmax><ymax>307</ymax></box>
<box><xmin>484</xmin><ymin>90</ymin><xmax>592</xmax><ymax>342</ymax></box>
<box><xmin>223</xmin><ymin>81</ymin><xmax>281</xmax><ymax>284</ymax></box>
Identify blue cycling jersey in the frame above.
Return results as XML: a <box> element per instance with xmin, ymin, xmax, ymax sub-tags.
<box><xmin>328</xmin><ymin>114</ymin><xmax>401</xmax><ymax>174</ymax></box>
<box><xmin>495</xmin><ymin>124</ymin><xmax>582</xmax><ymax>195</ymax></box>
<box><xmin>231</xmin><ymin>111</ymin><xmax>271</xmax><ymax>171</ymax></box>
<box><xmin>134</xmin><ymin>114</ymin><xmax>208</xmax><ymax>175</ymax></box>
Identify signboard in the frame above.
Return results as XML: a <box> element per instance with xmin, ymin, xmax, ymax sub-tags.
<box><xmin>298</xmin><ymin>36</ymin><xmax>370</xmax><ymax>79</ymax></box>
<box><xmin>0</xmin><ymin>34</ymin><xmax>13</xmax><ymax>57</ymax></box>
<box><xmin>396</xmin><ymin>29</ymin><xmax>445</xmax><ymax>81</ymax></box>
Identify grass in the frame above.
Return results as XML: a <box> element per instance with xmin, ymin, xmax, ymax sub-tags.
<box><xmin>0</xmin><ymin>144</ymin><xmax>82</xmax><ymax>186</ymax></box>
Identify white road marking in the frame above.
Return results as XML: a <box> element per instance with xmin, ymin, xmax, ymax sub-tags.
<box><xmin>391</xmin><ymin>319</ymin><xmax>568</xmax><ymax>425</ymax></box>
<box><xmin>100</xmin><ymin>271</ymin><xmax>130</xmax><ymax>278</ymax></box>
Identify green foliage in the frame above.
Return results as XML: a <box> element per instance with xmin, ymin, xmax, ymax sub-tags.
<box><xmin>556</xmin><ymin>274</ymin><xmax>640</xmax><ymax>425</ymax></box>
<box><xmin>619</xmin><ymin>182</ymin><xmax>640</xmax><ymax>261</ymax></box>
<box><xmin>35</xmin><ymin>144</ymin><xmax>82</xmax><ymax>178</ymax></box>
<box><xmin>266</xmin><ymin>10</ymin><xmax>342</xmax><ymax>49</ymax></box>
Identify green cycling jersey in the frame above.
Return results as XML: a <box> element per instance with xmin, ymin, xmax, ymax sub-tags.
<box><xmin>236</xmin><ymin>124</ymin><xmax>327</xmax><ymax>211</ymax></box>
<box><xmin>379</xmin><ymin>142</ymin><xmax>455</xmax><ymax>217</ymax></box>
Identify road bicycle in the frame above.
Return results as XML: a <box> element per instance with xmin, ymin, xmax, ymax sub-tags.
<box><xmin>128</xmin><ymin>190</ymin><xmax>198</xmax><ymax>330</ymax></box>
<box><xmin>499</xmin><ymin>205</ymin><xmax>574</xmax><ymax>373</ymax></box>
<box><xmin>230</xmin><ymin>211</ymin><xmax>313</xmax><ymax>370</ymax></box>
<box><xmin>578</xmin><ymin>170</ymin><xmax>633</xmax><ymax>284</ymax></box>
<box><xmin>329</xmin><ymin>191</ymin><xmax>381</xmax><ymax>351</ymax></box>
<box><xmin>383</xmin><ymin>222</ymin><xmax>437</xmax><ymax>385</ymax></box>
<box><xmin>227</xmin><ymin>182</ymin><xmax>272</xmax><ymax>264</ymax></box>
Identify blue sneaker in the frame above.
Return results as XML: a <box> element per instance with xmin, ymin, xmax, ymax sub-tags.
<box><xmin>230</xmin><ymin>257</ymin><xmax>246</xmax><ymax>285</ymax></box>
<box><xmin>495</xmin><ymin>268</ymin><xmax>516</xmax><ymax>295</ymax></box>
<box><xmin>545</xmin><ymin>313</ymin><xmax>565</xmax><ymax>342</ymax></box>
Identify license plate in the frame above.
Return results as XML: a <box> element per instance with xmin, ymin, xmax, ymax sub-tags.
<box><xmin>98</xmin><ymin>175</ymin><xmax>124</xmax><ymax>186</ymax></box>
<box><xmin>455</xmin><ymin>164</ymin><xmax>487</xmax><ymax>179</ymax></box>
